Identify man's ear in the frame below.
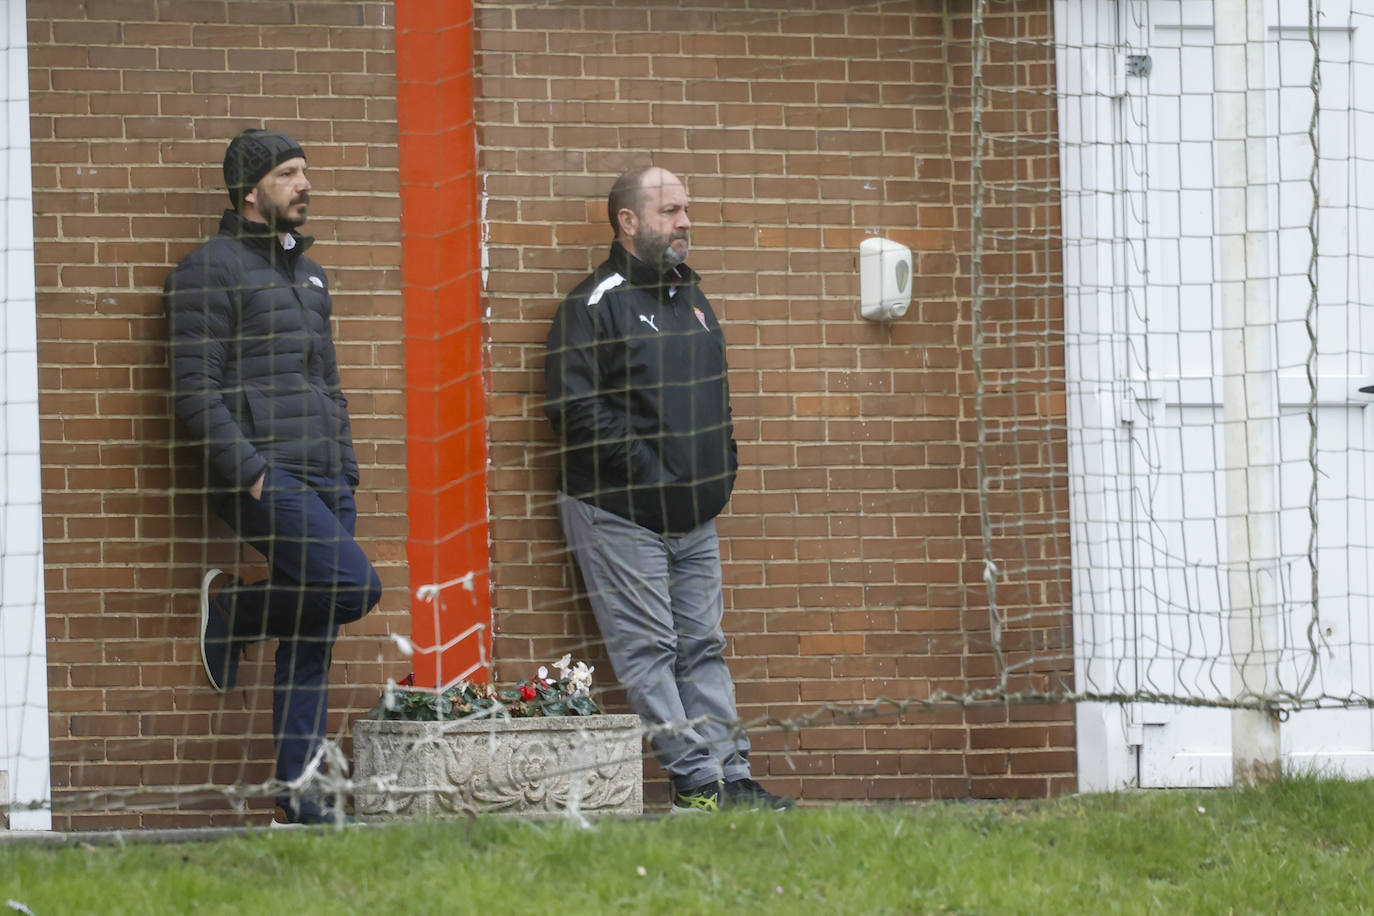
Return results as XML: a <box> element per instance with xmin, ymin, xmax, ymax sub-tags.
<box><xmin>617</xmin><ymin>207</ymin><xmax>638</xmax><ymax>238</ymax></box>
<box><xmin>243</xmin><ymin>186</ymin><xmax>258</xmax><ymax>209</ymax></box>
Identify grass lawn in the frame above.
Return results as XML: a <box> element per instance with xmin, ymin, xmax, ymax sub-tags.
<box><xmin>2</xmin><ymin>775</ymin><xmax>1371</xmax><ymax>914</ymax></box>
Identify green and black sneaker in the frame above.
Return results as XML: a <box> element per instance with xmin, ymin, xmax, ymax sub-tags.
<box><xmin>671</xmin><ymin>781</ymin><xmax>722</xmax><ymax>815</ymax></box>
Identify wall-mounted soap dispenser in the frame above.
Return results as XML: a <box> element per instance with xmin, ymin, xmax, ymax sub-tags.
<box><xmin>859</xmin><ymin>237</ymin><xmax>912</xmax><ymax>322</ymax></box>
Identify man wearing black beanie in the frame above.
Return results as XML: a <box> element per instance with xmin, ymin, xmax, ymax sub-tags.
<box><xmin>164</xmin><ymin>128</ymin><xmax>382</xmax><ymax>825</ymax></box>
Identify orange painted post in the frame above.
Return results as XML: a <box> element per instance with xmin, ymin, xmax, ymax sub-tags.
<box><xmin>395</xmin><ymin>1</ymin><xmax>491</xmax><ymax>688</ymax></box>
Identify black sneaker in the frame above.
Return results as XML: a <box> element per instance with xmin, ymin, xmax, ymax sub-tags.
<box><xmin>199</xmin><ymin>568</ymin><xmax>241</xmax><ymax>693</ymax></box>
<box><xmin>273</xmin><ymin>798</ymin><xmax>360</xmax><ymax>827</ymax></box>
<box><xmin>671</xmin><ymin>781</ymin><xmax>723</xmax><ymax>815</ymax></box>
<box><xmin>723</xmin><ymin>777</ymin><xmax>794</xmax><ymax>810</ymax></box>
<box><xmin>272</xmin><ymin>808</ymin><xmax>359</xmax><ymax>828</ymax></box>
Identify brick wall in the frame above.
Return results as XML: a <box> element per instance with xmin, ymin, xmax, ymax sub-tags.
<box><xmin>477</xmin><ymin>0</ymin><xmax>1075</xmax><ymax>804</ymax></box>
<box><xmin>28</xmin><ymin>0</ymin><xmax>410</xmax><ymax>829</ymax></box>
<box><xmin>26</xmin><ymin>0</ymin><xmax>1074</xmax><ymax>827</ymax></box>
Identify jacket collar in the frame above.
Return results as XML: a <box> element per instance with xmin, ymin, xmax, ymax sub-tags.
<box><xmin>608</xmin><ymin>239</ymin><xmax>697</xmax><ymax>296</ymax></box>
<box><xmin>218</xmin><ymin>209</ymin><xmax>314</xmax><ymax>258</ymax></box>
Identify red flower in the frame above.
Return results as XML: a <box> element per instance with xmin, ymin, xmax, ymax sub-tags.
<box><xmin>519</xmin><ymin>684</ymin><xmax>537</xmax><ymax>701</ymax></box>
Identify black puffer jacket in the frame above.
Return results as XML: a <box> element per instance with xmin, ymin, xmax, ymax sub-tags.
<box><xmin>545</xmin><ymin>241</ymin><xmax>737</xmax><ymax>536</ymax></box>
<box><xmin>165</xmin><ymin>210</ymin><xmax>358</xmax><ymax>492</ymax></box>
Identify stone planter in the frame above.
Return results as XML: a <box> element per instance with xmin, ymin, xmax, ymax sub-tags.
<box><xmin>352</xmin><ymin>714</ymin><xmax>643</xmax><ymax>819</ymax></box>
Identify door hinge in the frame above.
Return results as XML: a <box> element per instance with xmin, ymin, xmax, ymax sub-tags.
<box><xmin>1125</xmin><ymin>53</ymin><xmax>1152</xmax><ymax>78</ymax></box>
<box><xmin>1119</xmin><ymin>386</ymin><xmax>1144</xmax><ymax>427</ymax></box>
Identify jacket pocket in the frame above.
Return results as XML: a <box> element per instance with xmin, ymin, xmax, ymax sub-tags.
<box><xmin>243</xmin><ymin>388</ymin><xmax>271</xmax><ymax>440</ymax></box>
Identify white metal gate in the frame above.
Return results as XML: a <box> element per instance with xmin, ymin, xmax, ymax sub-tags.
<box><xmin>1061</xmin><ymin>0</ymin><xmax>1374</xmax><ymax>789</ymax></box>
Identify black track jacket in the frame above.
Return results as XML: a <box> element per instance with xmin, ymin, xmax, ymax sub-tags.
<box><xmin>165</xmin><ymin>210</ymin><xmax>358</xmax><ymax>493</ymax></box>
<box><xmin>545</xmin><ymin>240</ymin><xmax>738</xmax><ymax>536</ymax></box>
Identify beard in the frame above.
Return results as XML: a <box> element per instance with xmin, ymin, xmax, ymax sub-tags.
<box><xmin>632</xmin><ymin>227</ymin><xmax>689</xmax><ymax>270</ymax></box>
<box><xmin>259</xmin><ymin>192</ymin><xmax>310</xmax><ymax>233</ymax></box>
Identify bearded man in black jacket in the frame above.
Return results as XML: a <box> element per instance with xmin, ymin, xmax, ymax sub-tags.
<box><xmin>545</xmin><ymin>166</ymin><xmax>793</xmax><ymax>813</ymax></box>
<box><xmin>165</xmin><ymin>129</ymin><xmax>382</xmax><ymax>825</ymax></box>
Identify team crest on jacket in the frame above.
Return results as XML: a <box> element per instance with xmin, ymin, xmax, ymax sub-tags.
<box><xmin>693</xmin><ymin>307</ymin><xmax>709</xmax><ymax>330</ymax></box>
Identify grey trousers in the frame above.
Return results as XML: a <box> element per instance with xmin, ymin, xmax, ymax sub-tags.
<box><xmin>557</xmin><ymin>492</ymin><xmax>751</xmax><ymax>790</ymax></box>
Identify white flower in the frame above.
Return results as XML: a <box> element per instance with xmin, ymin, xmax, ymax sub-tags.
<box><xmin>537</xmin><ymin>666</ymin><xmax>549</xmax><ymax>680</ymax></box>
<box><xmin>553</xmin><ymin>654</ymin><xmax>573</xmax><ymax>679</ymax></box>
<box><xmin>569</xmin><ymin>661</ymin><xmax>595</xmax><ymax>697</ymax></box>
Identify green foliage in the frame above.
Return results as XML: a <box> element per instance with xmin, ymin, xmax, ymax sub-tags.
<box><xmin>5</xmin><ymin>775</ymin><xmax>1374</xmax><ymax>914</ymax></box>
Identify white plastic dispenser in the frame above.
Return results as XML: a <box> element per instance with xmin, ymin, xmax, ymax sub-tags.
<box><xmin>859</xmin><ymin>236</ymin><xmax>912</xmax><ymax>322</ymax></box>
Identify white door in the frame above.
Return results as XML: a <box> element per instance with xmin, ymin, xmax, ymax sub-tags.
<box><xmin>1062</xmin><ymin>0</ymin><xmax>1374</xmax><ymax>788</ymax></box>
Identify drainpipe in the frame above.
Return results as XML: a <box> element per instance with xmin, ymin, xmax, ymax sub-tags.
<box><xmin>395</xmin><ymin>1</ymin><xmax>491</xmax><ymax>688</ymax></box>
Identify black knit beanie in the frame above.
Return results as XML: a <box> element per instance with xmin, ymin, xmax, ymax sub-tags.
<box><xmin>223</xmin><ymin>128</ymin><xmax>306</xmax><ymax>208</ymax></box>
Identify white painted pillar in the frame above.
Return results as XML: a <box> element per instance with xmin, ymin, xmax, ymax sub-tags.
<box><xmin>0</xmin><ymin>0</ymin><xmax>53</xmax><ymax>830</ymax></box>
<box><xmin>1216</xmin><ymin>0</ymin><xmax>1283</xmax><ymax>785</ymax></box>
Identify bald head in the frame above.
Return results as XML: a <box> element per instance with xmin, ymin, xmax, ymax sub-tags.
<box><xmin>608</xmin><ymin>167</ymin><xmax>691</xmax><ymax>269</ymax></box>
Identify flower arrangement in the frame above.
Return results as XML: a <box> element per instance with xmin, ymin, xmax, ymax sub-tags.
<box><xmin>371</xmin><ymin>655</ymin><xmax>601</xmax><ymax>722</ymax></box>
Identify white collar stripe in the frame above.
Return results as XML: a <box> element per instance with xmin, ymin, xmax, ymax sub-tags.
<box><xmin>586</xmin><ymin>272</ymin><xmax>625</xmax><ymax>306</ymax></box>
